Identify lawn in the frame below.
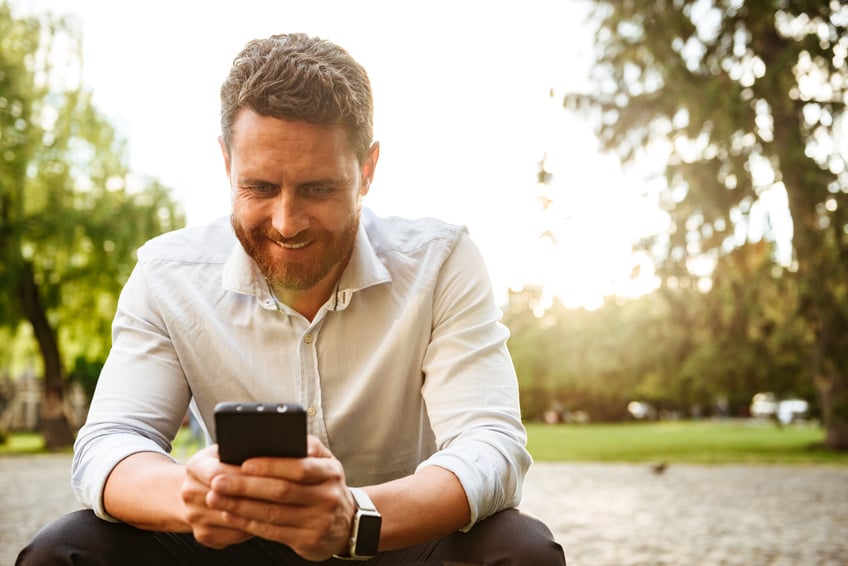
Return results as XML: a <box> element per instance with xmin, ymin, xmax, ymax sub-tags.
<box><xmin>0</xmin><ymin>432</ymin><xmax>51</xmax><ymax>455</ymax></box>
<box><xmin>526</xmin><ymin>419</ymin><xmax>848</xmax><ymax>465</ymax></box>
<box><xmin>4</xmin><ymin>419</ymin><xmax>848</xmax><ymax>465</ymax></box>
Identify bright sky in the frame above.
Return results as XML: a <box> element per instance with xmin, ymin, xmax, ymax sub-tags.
<box><xmin>17</xmin><ymin>0</ymin><xmax>666</xmax><ymax>309</ymax></box>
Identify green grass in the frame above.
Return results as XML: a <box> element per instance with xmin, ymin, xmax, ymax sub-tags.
<box><xmin>0</xmin><ymin>432</ymin><xmax>48</xmax><ymax>455</ymax></box>
<box><xmin>0</xmin><ymin>428</ymin><xmax>201</xmax><ymax>459</ymax></box>
<box><xmin>526</xmin><ymin>420</ymin><xmax>848</xmax><ymax>465</ymax></box>
<box><xmin>4</xmin><ymin>420</ymin><xmax>848</xmax><ymax>465</ymax></box>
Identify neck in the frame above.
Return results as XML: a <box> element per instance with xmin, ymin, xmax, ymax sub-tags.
<box><xmin>268</xmin><ymin>280</ymin><xmax>332</xmax><ymax>322</ymax></box>
<box><xmin>268</xmin><ymin>255</ymin><xmax>351</xmax><ymax>321</ymax></box>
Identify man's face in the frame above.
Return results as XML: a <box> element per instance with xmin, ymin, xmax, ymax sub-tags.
<box><xmin>223</xmin><ymin>109</ymin><xmax>377</xmax><ymax>296</ymax></box>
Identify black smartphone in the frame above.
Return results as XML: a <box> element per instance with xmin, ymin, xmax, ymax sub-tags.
<box><xmin>214</xmin><ymin>402</ymin><xmax>307</xmax><ymax>464</ymax></box>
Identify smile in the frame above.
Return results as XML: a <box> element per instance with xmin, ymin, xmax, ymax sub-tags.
<box><xmin>277</xmin><ymin>240</ymin><xmax>310</xmax><ymax>250</ymax></box>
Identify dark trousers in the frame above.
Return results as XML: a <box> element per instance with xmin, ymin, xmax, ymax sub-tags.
<box><xmin>17</xmin><ymin>508</ymin><xmax>565</xmax><ymax>565</ymax></box>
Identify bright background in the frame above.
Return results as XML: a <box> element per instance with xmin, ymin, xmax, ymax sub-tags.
<box><xmin>16</xmin><ymin>0</ymin><xmax>667</xmax><ymax>308</ymax></box>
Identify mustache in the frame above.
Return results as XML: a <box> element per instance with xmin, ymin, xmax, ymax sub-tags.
<box><xmin>263</xmin><ymin>229</ymin><xmax>313</xmax><ymax>246</ymax></box>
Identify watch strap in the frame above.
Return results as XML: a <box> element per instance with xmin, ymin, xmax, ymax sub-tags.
<box><xmin>349</xmin><ymin>487</ymin><xmax>377</xmax><ymax>512</ymax></box>
<box><xmin>333</xmin><ymin>487</ymin><xmax>381</xmax><ymax>560</ymax></box>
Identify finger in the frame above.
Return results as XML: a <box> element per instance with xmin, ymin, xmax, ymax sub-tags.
<box><xmin>183</xmin><ymin>476</ymin><xmax>242</xmax><ymax>529</ymax></box>
<box><xmin>181</xmin><ymin>476</ymin><xmax>210</xmax><ymax>507</ymax></box>
<box><xmin>238</xmin><ymin>435</ymin><xmax>331</xmax><ymax>477</ymax></box>
<box><xmin>207</xmin><ymin>491</ymin><xmax>313</xmax><ymax>529</ymax></box>
<box><xmin>241</xmin><ymin>450</ymin><xmax>343</xmax><ymax>484</ymax></box>
<box><xmin>206</xmin><ymin>497</ymin><xmax>342</xmax><ymax>560</ymax></box>
<box><xmin>192</xmin><ymin>523</ymin><xmax>254</xmax><ymax>549</ymax></box>
<box><xmin>206</xmin><ymin>480</ymin><xmax>349</xmax><ymax>536</ymax></box>
<box><xmin>221</xmin><ymin>489</ymin><xmax>353</xmax><ymax>561</ymax></box>
<box><xmin>186</xmin><ymin>444</ymin><xmax>240</xmax><ymax>486</ymax></box>
<box><xmin>209</xmin><ymin>474</ymin><xmax>326</xmax><ymax>507</ymax></box>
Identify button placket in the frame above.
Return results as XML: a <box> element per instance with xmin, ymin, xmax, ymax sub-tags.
<box><xmin>299</xmin><ymin>322</ymin><xmax>328</xmax><ymax>446</ymax></box>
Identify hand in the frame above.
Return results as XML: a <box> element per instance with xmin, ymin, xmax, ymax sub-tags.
<box><xmin>204</xmin><ymin>435</ymin><xmax>356</xmax><ymax>561</ymax></box>
<box><xmin>182</xmin><ymin>445</ymin><xmax>254</xmax><ymax>548</ymax></box>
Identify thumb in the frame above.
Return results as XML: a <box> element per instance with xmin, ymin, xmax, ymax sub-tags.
<box><xmin>307</xmin><ymin>434</ymin><xmax>334</xmax><ymax>458</ymax></box>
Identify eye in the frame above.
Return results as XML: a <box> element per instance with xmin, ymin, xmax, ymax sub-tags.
<box><xmin>243</xmin><ymin>183</ymin><xmax>278</xmax><ymax>196</ymax></box>
<box><xmin>305</xmin><ymin>185</ymin><xmax>336</xmax><ymax>198</ymax></box>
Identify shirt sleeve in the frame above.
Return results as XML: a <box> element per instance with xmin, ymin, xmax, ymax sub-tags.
<box><xmin>71</xmin><ymin>261</ymin><xmax>191</xmax><ymax>521</ymax></box>
<box><xmin>416</xmin><ymin>231</ymin><xmax>531</xmax><ymax>530</ymax></box>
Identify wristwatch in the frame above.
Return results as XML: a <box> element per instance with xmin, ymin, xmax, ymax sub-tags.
<box><xmin>333</xmin><ymin>487</ymin><xmax>382</xmax><ymax>560</ymax></box>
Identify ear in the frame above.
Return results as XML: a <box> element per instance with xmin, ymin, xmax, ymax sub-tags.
<box><xmin>359</xmin><ymin>141</ymin><xmax>380</xmax><ymax>196</ymax></box>
<box><xmin>218</xmin><ymin>136</ymin><xmax>232</xmax><ymax>178</ymax></box>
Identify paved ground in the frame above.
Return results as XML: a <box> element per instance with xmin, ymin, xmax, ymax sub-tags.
<box><xmin>2</xmin><ymin>454</ymin><xmax>847</xmax><ymax>565</ymax></box>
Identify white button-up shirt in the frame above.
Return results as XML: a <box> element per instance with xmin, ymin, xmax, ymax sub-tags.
<box><xmin>72</xmin><ymin>208</ymin><xmax>530</xmax><ymax>529</ymax></box>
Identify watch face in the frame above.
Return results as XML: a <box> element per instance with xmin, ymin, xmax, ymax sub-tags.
<box><xmin>354</xmin><ymin>513</ymin><xmax>382</xmax><ymax>556</ymax></box>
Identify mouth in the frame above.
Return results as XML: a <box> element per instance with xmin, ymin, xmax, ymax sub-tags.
<box><xmin>276</xmin><ymin>240</ymin><xmax>310</xmax><ymax>250</ymax></box>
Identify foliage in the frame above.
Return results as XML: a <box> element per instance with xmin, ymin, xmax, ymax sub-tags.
<box><xmin>0</xmin><ymin>2</ymin><xmax>184</xmax><ymax>447</ymax></box>
<box><xmin>68</xmin><ymin>356</ymin><xmax>104</xmax><ymax>400</ymax></box>
<box><xmin>554</xmin><ymin>0</ymin><xmax>848</xmax><ymax>448</ymax></box>
<box><xmin>505</xmin><ymin>275</ymin><xmax>810</xmax><ymax>423</ymax></box>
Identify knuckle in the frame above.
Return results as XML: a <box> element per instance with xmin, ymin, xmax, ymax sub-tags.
<box><xmin>270</xmin><ymin>480</ymin><xmax>291</xmax><ymax>501</ymax></box>
<box><xmin>260</xmin><ymin>505</ymin><xmax>280</xmax><ymax>524</ymax></box>
<box><xmin>182</xmin><ymin>485</ymin><xmax>204</xmax><ymax>504</ymax></box>
<box><xmin>183</xmin><ymin>507</ymin><xmax>202</xmax><ymax>523</ymax></box>
<box><xmin>301</xmin><ymin>530</ymin><xmax>327</xmax><ymax>553</ymax></box>
<box><xmin>289</xmin><ymin>466</ymin><xmax>310</xmax><ymax>483</ymax></box>
<box><xmin>328</xmin><ymin>461</ymin><xmax>344</xmax><ymax>481</ymax></box>
<box><xmin>192</xmin><ymin>529</ymin><xmax>220</xmax><ymax>548</ymax></box>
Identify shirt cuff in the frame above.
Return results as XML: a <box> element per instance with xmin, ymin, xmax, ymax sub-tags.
<box><xmin>415</xmin><ymin>439</ymin><xmax>528</xmax><ymax>532</ymax></box>
<box><xmin>72</xmin><ymin>434</ymin><xmax>175</xmax><ymax>522</ymax></box>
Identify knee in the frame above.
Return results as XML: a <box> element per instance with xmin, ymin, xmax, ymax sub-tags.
<box><xmin>17</xmin><ymin>510</ymin><xmax>90</xmax><ymax>565</ymax></box>
<box><xmin>465</xmin><ymin>509</ymin><xmax>566</xmax><ymax>565</ymax></box>
<box><xmin>498</xmin><ymin>510</ymin><xmax>566</xmax><ymax>565</ymax></box>
<box><xmin>16</xmin><ymin>509</ymin><xmax>131</xmax><ymax>566</ymax></box>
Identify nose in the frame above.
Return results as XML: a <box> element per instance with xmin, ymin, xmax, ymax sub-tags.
<box><xmin>271</xmin><ymin>190</ymin><xmax>308</xmax><ymax>238</ymax></box>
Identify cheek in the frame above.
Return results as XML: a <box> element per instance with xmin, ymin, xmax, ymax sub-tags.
<box><xmin>231</xmin><ymin>197</ymin><xmax>264</xmax><ymax>228</ymax></box>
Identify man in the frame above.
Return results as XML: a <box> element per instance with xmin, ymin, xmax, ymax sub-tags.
<box><xmin>18</xmin><ymin>33</ymin><xmax>565</xmax><ymax>565</ymax></box>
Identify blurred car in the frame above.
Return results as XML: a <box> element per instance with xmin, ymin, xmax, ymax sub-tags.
<box><xmin>750</xmin><ymin>392</ymin><xmax>778</xmax><ymax>418</ymax></box>
<box><xmin>750</xmin><ymin>392</ymin><xmax>809</xmax><ymax>424</ymax></box>
<box><xmin>627</xmin><ymin>401</ymin><xmax>657</xmax><ymax>420</ymax></box>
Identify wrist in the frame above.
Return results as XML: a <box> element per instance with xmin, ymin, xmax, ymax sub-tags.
<box><xmin>333</xmin><ymin>487</ymin><xmax>382</xmax><ymax>560</ymax></box>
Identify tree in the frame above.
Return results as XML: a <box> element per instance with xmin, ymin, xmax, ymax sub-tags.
<box><xmin>563</xmin><ymin>0</ymin><xmax>848</xmax><ymax>447</ymax></box>
<box><xmin>0</xmin><ymin>3</ymin><xmax>184</xmax><ymax>448</ymax></box>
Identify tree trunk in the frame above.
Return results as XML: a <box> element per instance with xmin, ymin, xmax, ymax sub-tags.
<box><xmin>815</xmin><ymin>364</ymin><xmax>848</xmax><ymax>450</ymax></box>
<box><xmin>825</xmin><ymin>421</ymin><xmax>848</xmax><ymax>450</ymax></box>
<box><xmin>763</xmin><ymin>30</ymin><xmax>848</xmax><ymax>450</ymax></box>
<box><xmin>16</xmin><ymin>261</ymin><xmax>75</xmax><ymax>449</ymax></box>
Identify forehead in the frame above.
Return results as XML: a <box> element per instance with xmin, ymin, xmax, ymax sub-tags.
<box><xmin>230</xmin><ymin>109</ymin><xmax>354</xmax><ymax>157</ymax></box>
<box><xmin>228</xmin><ymin>109</ymin><xmax>360</xmax><ymax>181</ymax></box>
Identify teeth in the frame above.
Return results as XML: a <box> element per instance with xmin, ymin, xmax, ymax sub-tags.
<box><xmin>279</xmin><ymin>241</ymin><xmax>308</xmax><ymax>250</ymax></box>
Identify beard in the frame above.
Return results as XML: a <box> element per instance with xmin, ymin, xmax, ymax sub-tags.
<box><xmin>232</xmin><ymin>212</ymin><xmax>359</xmax><ymax>293</ymax></box>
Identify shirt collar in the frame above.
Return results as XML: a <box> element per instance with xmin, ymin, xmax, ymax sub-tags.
<box><xmin>221</xmin><ymin>209</ymin><xmax>392</xmax><ymax>311</ymax></box>
<box><xmin>333</xmin><ymin>213</ymin><xmax>392</xmax><ymax>309</ymax></box>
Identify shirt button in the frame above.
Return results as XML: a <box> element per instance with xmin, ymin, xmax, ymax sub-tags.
<box><xmin>304</xmin><ymin>334</ymin><xmax>313</xmax><ymax>344</ymax></box>
<box><xmin>307</xmin><ymin>406</ymin><xmax>317</xmax><ymax>417</ymax></box>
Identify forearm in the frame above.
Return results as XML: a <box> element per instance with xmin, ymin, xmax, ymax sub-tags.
<box><xmin>103</xmin><ymin>452</ymin><xmax>191</xmax><ymax>532</ymax></box>
<box><xmin>366</xmin><ymin>465</ymin><xmax>470</xmax><ymax>551</ymax></box>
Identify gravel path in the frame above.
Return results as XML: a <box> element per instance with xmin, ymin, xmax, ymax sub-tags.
<box><xmin>523</xmin><ymin>462</ymin><xmax>848</xmax><ymax>565</ymax></box>
<box><xmin>2</xmin><ymin>455</ymin><xmax>847</xmax><ymax>565</ymax></box>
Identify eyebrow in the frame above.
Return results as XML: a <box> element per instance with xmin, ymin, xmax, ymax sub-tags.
<box><xmin>237</xmin><ymin>177</ymin><xmax>350</xmax><ymax>188</ymax></box>
<box><xmin>237</xmin><ymin>177</ymin><xmax>275</xmax><ymax>186</ymax></box>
